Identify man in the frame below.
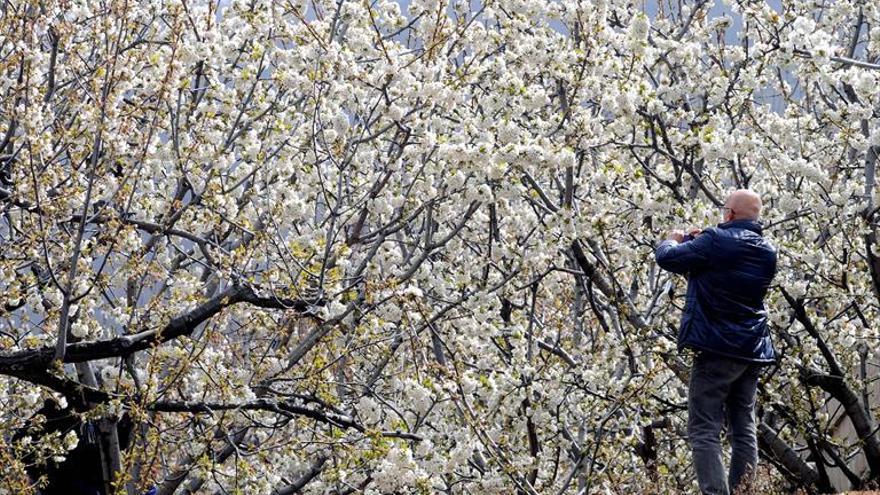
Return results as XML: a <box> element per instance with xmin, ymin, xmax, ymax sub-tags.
<box><xmin>654</xmin><ymin>189</ymin><xmax>777</xmax><ymax>495</ymax></box>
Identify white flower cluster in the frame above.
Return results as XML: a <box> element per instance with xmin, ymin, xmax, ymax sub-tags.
<box><xmin>369</xmin><ymin>446</ymin><xmax>427</xmax><ymax>493</ymax></box>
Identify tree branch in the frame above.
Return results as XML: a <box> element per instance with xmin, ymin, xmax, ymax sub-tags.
<box><xmin>149</xmin><ymin>399</ymin><xmax>422</xmax><ymax>440</ymax></box>
<box><xmin>0</xmin><ymin>283</ymin><xmax>318</xmax><ymax>376</ymax></box>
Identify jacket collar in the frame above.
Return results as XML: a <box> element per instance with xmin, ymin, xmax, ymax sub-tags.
<box><xmin>718</xmin><ymin>218</ymin><xmax>763</xmax><ymax>234</ymax></box>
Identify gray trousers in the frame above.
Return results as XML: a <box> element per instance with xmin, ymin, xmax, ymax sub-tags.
<box><xmin>688</xmin><ymin>351</ymin><xmax>762</xmax><ymax>495</ymax></box>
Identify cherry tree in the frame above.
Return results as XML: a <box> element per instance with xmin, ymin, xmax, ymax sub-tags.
<box><xmin>1</xmin><ymin>0</ymin><xmax>880</xmax><ymax>493</ymax></box>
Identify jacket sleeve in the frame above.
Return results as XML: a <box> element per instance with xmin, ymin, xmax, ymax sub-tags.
<box><xmin>654</xmin><ymin>231</ymin><xmax>714</xmax><ymax>275</ymax></box>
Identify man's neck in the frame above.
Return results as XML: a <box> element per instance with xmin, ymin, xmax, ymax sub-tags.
<box><xmin>719</xmin><ymin>218</ymin><xmax>762</xmax><ymax>233</ymax></box>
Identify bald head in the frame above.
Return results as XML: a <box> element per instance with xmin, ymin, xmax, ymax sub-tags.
<box><xmin>724</xmin><ymin>189</ymin><xmax>762</xmax><ymax>221</ymax></box>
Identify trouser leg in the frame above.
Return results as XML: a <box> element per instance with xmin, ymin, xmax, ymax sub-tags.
<box><xmin>726</xmin><ymin>364</ymin><xmax>760</xmax><ymax>493</ymax></box>
<box><xmin>688</xmin><ymin>354</ymin><xmax>731</xmax><ymax>495</ymax></box>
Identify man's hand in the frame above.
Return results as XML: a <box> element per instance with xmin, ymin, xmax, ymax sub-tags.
<box><xmin>688</xmin><ymin>227</ymin><xmax>703</xmax><ymax>238</ymax></box>
<box><xmin>666</xmin><ymin>229</ymin><xmax>686</xmax><ymax>243</ymax></box>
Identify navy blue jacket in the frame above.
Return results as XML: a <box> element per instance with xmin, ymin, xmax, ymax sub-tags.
<box><xmin>654</xmin><ymin>219</ymin><xmax>778</xmax><ymax>363</ymax></box>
